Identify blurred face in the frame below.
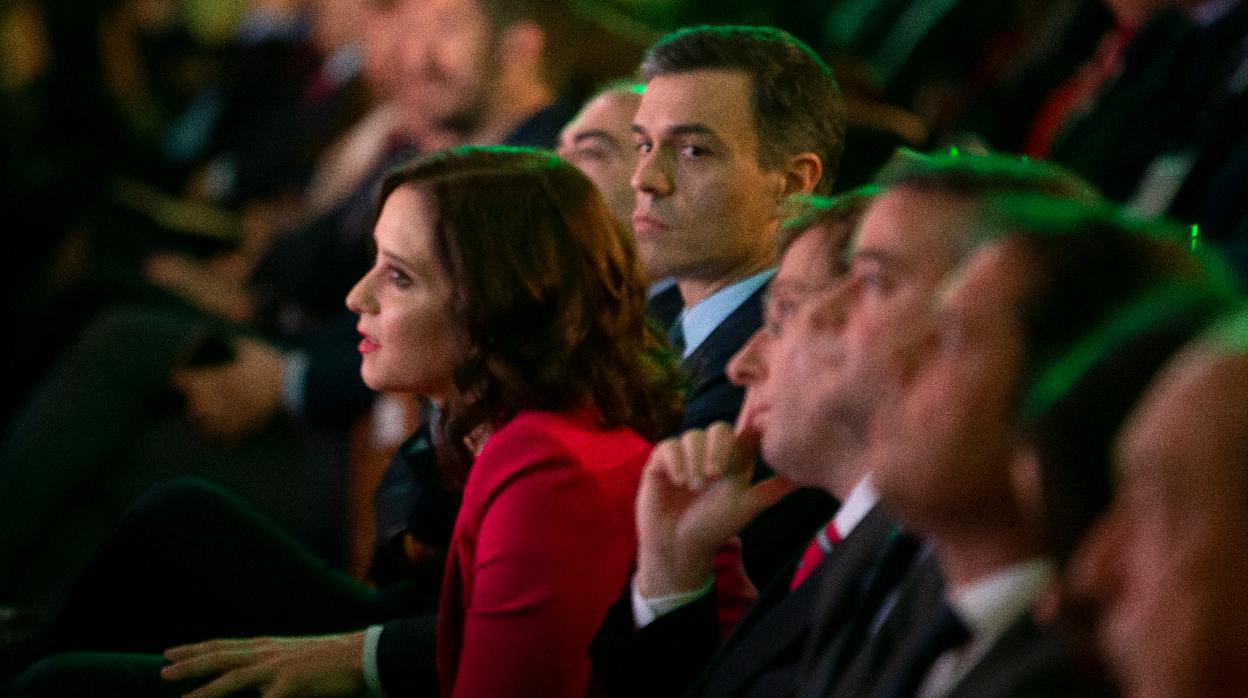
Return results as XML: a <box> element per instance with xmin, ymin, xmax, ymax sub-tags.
<box><xmin>346</xmin><ymin>186</ymin><xmax>463</xmax><ymax>402</ymax></box>
<box><xmin>361</xmin><ymin>2</ymin><xmax>399</xmax><ymax>92</ymax></box>
<box><xmin>872</xmin><ymin>240</ymin><xmax>1032</xmax><ymax>529</ymax></box>
<box><xmin>727</xmin><ymin>225</ymin><xmax>847</xmax><ymax>490</ymax></box>
<box><xmin>558</xmin><ymin>90</ymin><xmax>642</xmax><ymax>231</ymax></box>
<box><xmin>1071</xmin><ymin>351</ymin><xmax>1248</xmax><ymax>698</ymax></box>
<box><xmin>310</xmin><ymin>0</ymin><xmax>366</xmax><ymax>53</ymax></box>
<box><xmin>389</xmin><ymin>0</ymin><xmax>497</xmax><ymax>132</ymax></box>
<box><xmin>806</xmin><ymin>187</ymin><xmax>974</xmax><ymax>459</ymax></box>
<box><xmin>631</xmin><ymin>69</ymin><xmax>787</xmax><ymax>304</ymax></box>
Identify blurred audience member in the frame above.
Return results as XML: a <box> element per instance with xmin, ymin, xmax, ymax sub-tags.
<box><xmin>593</xmin><ymin>192</ymin><xmax>876</xmax><ymax>698</ymax></box>
<box><xmin>1069</xmin><ymin>307</ymin><xmax>1248</xmax><ymax>697</ymax></box>
<box><xmin>624</xmin><ymin>24</ymin><xmax>847</xmax><ymax>590</ymax></box>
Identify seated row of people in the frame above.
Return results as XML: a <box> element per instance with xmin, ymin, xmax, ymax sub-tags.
<box><xmin>3</xmin><ymin>21</ymin><xmax>1246</xmax><ymax>698</ymax></box>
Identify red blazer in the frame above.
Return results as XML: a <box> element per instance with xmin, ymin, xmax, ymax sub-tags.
<box><xmin>436</xmin><ymin>409</ymin><xmax>649</xmax><ymax>697</ymax></box>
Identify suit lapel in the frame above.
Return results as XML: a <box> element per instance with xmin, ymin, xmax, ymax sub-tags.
<box><xmin>696</xmin><ymin>507</ymin><xmax>897</xmax><ymax>697</ymax></box>
<box><xmin>678</xmin><ymin>284</ymin><xmax>767</xmax><ymax>431</ymax></box>
<box><xmin>682</xmin><ymin>284</ymin><xmax>767</xmax><ymax>396</ymax></box>
<box><xmin>646</xmin><ymin>284</ymin><xmax>684</xmax><ymax>332</ymax></box>
<box><xmin>798</xmin><ymin>513</ymin><xmax>916</xmax><ymax>697</ymax></box>
<box><xmin>825</xmin><ymin>554</ymin><xmax>946</xmax><ymax>698</ymax></box>
<box><xmin>946</xmin><ymin>613</ymin><xmax>1082</xmax><ymax>698</ymax></box>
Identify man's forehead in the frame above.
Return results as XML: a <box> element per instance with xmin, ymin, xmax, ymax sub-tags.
<box><xmin>948</xmin><ymin>242</ymin><xmax>1028</xmax><ymax>305</ymax></box>
<box><xmin>849</xmin><ymin>187</ymin><xmax>971</xmax><ymax>266</ymax></box>
<box><xmin>1122</xmin><ymin>351</ymin><xmax>1248</xmax><ymax>469</ymax></box>
<box><xmin>634</xmin><ymin>69</ymin><xmax>755</xmax><ymax>133</ymax></box>
<box><xmin>568</xmin><ymin>98</ymin><xmax>635</xmax><ymax>136</ymax></box>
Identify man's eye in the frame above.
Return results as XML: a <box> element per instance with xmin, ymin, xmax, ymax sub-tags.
<box><xmin>764</xmin><ymin>298</ymin><xmax>797</xmax><ymax>335</ymax></box>
<box><xmin>680</xmin><ymin>144</ymin><xmax>709</xmax><ymax>157</ymax></box>
<box><xmin>856</xmin><ymin>270</ymin><xmax>893</xmax><ymax>296</ymax></box>
<box><xmin>635</xmin><ymin>141</ymin><xmax>653</xmax><ymax>154</ymax></box>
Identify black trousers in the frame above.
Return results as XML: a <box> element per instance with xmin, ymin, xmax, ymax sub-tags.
<box><xmin>10</xmin><ymin>478</ymin><xmax>427</xmax><ymax>696</ymax></box>
<box><xmin>0</xmin><ymin>304</ymin><xmax>348</xmax><ymax>608</ymax></box>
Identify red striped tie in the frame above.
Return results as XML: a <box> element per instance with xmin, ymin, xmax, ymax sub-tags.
<box><xmin>790</xmin><ymin>521</ymin><xmax>841</xmax><ymax>590</ymax></box>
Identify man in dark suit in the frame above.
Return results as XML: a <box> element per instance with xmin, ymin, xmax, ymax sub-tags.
<box><xmin>593</xmin><ymin>190</ymin><xmax>884</xmax><ymax>698</ymax></box>
<box><xmin>623</xmin><ymin>25</ymin><xmax>849</xmax><ymax>592</ymax></box>
<box><xmin>813</xmin><ymin>189</ymin><xmax>1218</xmax><ymax>697</ymax></box>
<box><xmin>1069</xmin><ymin>309</ymin><xmax>1248</xmax><ymax>698</ymax></box>
<box><xmin>596</xmin><ymin>150</ymin><xmax>1102</xmax><ymax>698</ymax></box>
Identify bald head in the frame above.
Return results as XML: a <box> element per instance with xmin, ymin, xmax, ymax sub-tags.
<box><xmin>558</xmin><ymin>86</ymin><xmax>643</xmax><ymax>231</ymax></box>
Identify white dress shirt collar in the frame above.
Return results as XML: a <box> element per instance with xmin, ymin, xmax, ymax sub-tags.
<box><xmin>833</xmin><ymin>475</ymin><xmax>878</xmax><ymax>540</ymax></box>
<box><xmin>677</xmin><ymin>269</ymin><xmax>775</xmax><ymax>358</ymax></box>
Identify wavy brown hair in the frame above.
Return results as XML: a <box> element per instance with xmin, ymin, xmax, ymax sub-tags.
<box><xmin>377</xmin><ymin>146</ymin><xmax>685</xmax><ymax>484</ymax></box>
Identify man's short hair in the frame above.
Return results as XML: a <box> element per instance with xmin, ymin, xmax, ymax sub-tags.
<box><xmin>873</xmin><ymin>147</ymin><xmax>1101</xmax><ymax>259</ymax></box>
<box><xmin>876</xmin><ymin>147</ymin><xmax>1099</xmax><ymax>201</ymax></box>
<box><xmin>970</xmin><ymin>193</ymin><xmax>1238</xmax><ymax>419</ymax></box>
<box><xmin>992</xmin><ymin>197</ymin><xmax>1242</xmax><ymax>565</ymax></box>
<box><xmin>776</xmin><ymin>187</ymin><xmax>878</xmax><ymax>275</ymax></box>
<box><xmin>639</xmin><ymin>25</ymin><xmax>846</xmax><ymax>195</ymax></box>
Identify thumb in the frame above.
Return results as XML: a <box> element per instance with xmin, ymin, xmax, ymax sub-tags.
<box><xmin>722</xmin><ymin>424</ymin><xmax>762</xmax><ymax>481</ymax></box>
<box><xmin>733</xmin><ymin>418</ymin><xmax>762</xmax><ymax>456</ymax></box>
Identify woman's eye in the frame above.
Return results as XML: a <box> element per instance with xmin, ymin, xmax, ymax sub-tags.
<box><xmin>386</xmin><ymin>266</ymin><xmax>413</xmax><ymax>288</ymax></box>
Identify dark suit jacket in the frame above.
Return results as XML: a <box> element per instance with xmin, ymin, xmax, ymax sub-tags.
<box><xmin>943</xmin><ymin>614</ymin><xmax>1094</xmax><ymax>698</ymax></box>
<box><xmin>822</xmin><ymin>555</ymin><xmax>1095</xmax><ymax>698</ymax></box>
<box><xmin>647</xmin><ymin>283</ymin><xmax>684</xmax><ymax>336</ymax></box>
<box><xmin>677</xmin><ymin>284</ymin><xmax>763</xmax><ymax>432</ymax></box>
<box><xmin>592</xmin><ymin>506</ymin><xmax>899</xmax><ymax>698</ymax></box>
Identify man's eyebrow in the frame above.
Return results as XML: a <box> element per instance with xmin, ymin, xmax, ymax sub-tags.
<box><xmin>631</xmin><ymin>123</ymin><xmax>721</xmax><ymax>140</ymax></box>
<box><xmin>667</xmin><ymin>123</ymin><xmax>718</xmax><ymax>139</ymax></box>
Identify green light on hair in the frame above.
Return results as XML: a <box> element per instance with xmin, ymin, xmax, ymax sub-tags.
<box><xmin>949</xmin><ymin>146</ymin><xmax>959</xmax><ymax>157</ymax></box>
<box><xmin>1022</xmin><ymin>284</ymin><xmax>1223</xmax><ymax>422</ymax></box>
<box><xmin>1191</xmin><ymin>224</ymin><xmax>1200</xmax><ymax>252</ymax></box>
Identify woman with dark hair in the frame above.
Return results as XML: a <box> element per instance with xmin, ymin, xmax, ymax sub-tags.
<box><xmin>8</xmin><ymin>146</ymin><xmax>683</xmax><ymax>697</ymax></box>
<box><xmin>347</xmin><ymin>144</ymin><xmax>684</xmax><ymax>695</ymax></box>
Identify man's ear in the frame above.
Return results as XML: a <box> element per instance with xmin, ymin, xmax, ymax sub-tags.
<box><xmin>498</xmin><ymin>20</ymin><xmax>545</xmax><ymax>74</ymax></box>
<box><xmin>781</xmin><ymin>152</ymin><xmax>823</xmax><ymax>196</ymax></box>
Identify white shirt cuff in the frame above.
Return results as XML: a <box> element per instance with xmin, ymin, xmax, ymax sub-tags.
<box><xmin>362</xmin><ymin>624</ymin><xmax>385</xmax><ymax>697</ymax></box>
<box><xmin>631</xmin><ymin>575</ymin><xmax>715</xmax><ymax>628</ymax></box>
